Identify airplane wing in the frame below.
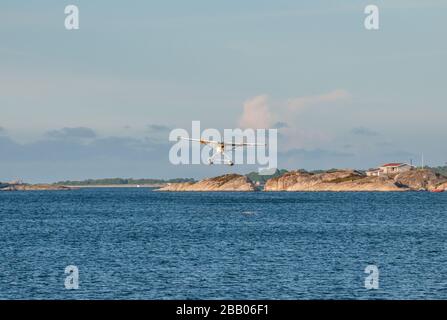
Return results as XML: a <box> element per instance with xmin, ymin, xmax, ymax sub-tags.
<box><xmin>225</xmin><ymin>142</ymin><xmax>267</xmax><ymax>147</ymax></box>
<box><xmin>178</xmin><ymin>137</ymin><xmax>219</xmax><ymax>145</ymax></box>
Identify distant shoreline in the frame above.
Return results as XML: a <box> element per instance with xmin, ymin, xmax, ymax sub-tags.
<box><xmin>62</xmin><ymin>184</ymin><xmax>166</xmax><ymax>188</ymax></box>
<box><xmin>0</xmin><ymin>184</ymin><xmax>167</xmax><ymax>191</ymax></box>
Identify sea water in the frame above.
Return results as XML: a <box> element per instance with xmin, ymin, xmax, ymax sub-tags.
<box><xmin>0</xmin><ymin>188</ymin><xmax>446</xmax><ymax>299</ymax></box>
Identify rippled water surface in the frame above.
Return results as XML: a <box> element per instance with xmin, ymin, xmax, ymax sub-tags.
<box><xmin>1</xmin><ymin>188</ymin><xmax>446</xmax><ymax>299</ymax></box>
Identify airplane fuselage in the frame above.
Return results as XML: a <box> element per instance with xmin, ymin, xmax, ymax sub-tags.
<box><xmin>216</xmin><ymin>143</ymin><xmax>225</xmax><ymax>153</ymax></box>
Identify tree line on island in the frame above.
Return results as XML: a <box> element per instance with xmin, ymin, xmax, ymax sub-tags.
<box><xmin>52</xmin><ymin>177</ymin><xmax>195</xmax><ymax>186</ymax></box>
<box><xmin>51</xmin><ymin>169</ymin><xmax>289</xmax><ymax>186</ymax></box>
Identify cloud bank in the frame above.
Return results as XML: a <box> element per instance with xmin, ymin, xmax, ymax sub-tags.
<box><xmin>350</xmin><ymin>127</ymin><xmax>379</xmax><ymax>136</ymax></box>
<box><xmin>46</xmin><ymin>127</ymin><xmax>97</xmax><ymax>139</ymax></box>
<box><xmin>287</xmin><ymin>89</ymin><xmax>350</xmax><ymax>111</ymax></box>
<box><xmin>239</xmin><ymin>95</ymin><xmax>273</xmax><ymax>129</ymax></box>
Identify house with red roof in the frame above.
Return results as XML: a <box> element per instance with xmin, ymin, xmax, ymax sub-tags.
<box><xmin>366</xmin><ymin>163</ymin><xmax>414</xmax><ymax>177</ymax></box>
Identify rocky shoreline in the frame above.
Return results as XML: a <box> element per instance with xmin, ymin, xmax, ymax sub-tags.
<box><xmin>157</xmin><ymin>169</ymin><xmax>447</xmax><ymax>192</ymax></box>
<box><xmin>156</xmin><ymin>174</ymin><xmax>257</xmax><ymax>191</ymax></box>
<box><xmin>263</xmin><ymin>170</ymin><xmax>405</xmax><ymax>192</ymax></box>
<box><xmin>0</xmin><ymin>184</ymin><xmax>73</xmax><ymax>191</ymax></box>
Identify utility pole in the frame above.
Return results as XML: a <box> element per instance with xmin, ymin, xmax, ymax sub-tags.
<box><xmin>421</xmin><ymin>153</ymin><xmax>424</xmax><ymax>170</ymax></box>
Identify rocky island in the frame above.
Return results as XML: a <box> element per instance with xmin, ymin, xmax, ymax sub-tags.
<box><xmin>156</xmin><ymin>174</ymin><xmax>257</xmax><ymax>191</ymax></box>
<box><xmin>264</xmin><ymin>170</ymin><xmax>404</xmax><ymax>191</ymax></box>
<box><xmin>264</xmin><ymin>169</ymin><xmax>447</xmax><ymax>192</ymax></box>
<box><xmin>157</xmin><ymin>168</ymin><xmax>447</xmax><ymax>192</ymax></box>
<box><xmin>0</xmin><ymin>183</ymin><xmax>73</xmax><ymax>191</ymax></box>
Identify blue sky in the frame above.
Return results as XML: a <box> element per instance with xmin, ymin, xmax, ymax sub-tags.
<box><xmin>1</xmin><ymin>1</ymin><xmax>446</xmax><ymax>182</ymax></box>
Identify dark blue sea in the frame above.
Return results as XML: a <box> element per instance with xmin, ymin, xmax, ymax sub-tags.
<box><xmin>1</xmin><ymin>188</ymin><xmax>446</xmax><ymax>299</ymax></box>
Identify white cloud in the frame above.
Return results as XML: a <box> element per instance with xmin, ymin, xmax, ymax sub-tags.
<box><xmin>46</xmin><ymin>127</ymin><xmax>97</xmax><ymax>140</ymax></box>
<box><xmin>237</xmin><ymin>90</ymin><xmax>351</xmax><ymax>150</ymax></box>
<box><xmin>287</xmin><ymin>89</ymin><xmax>350</xmax><ymax>111</ymax></box>
<box><xmin>238</xmin><ymin>95</ymin><xmax>273</xmax><ymax>129</ymax></box>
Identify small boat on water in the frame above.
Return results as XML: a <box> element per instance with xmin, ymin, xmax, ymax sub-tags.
<box><xmin>430</xmin><ymin>189</ymin><xmax>445</xmax><ymax>193</ymax></box>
